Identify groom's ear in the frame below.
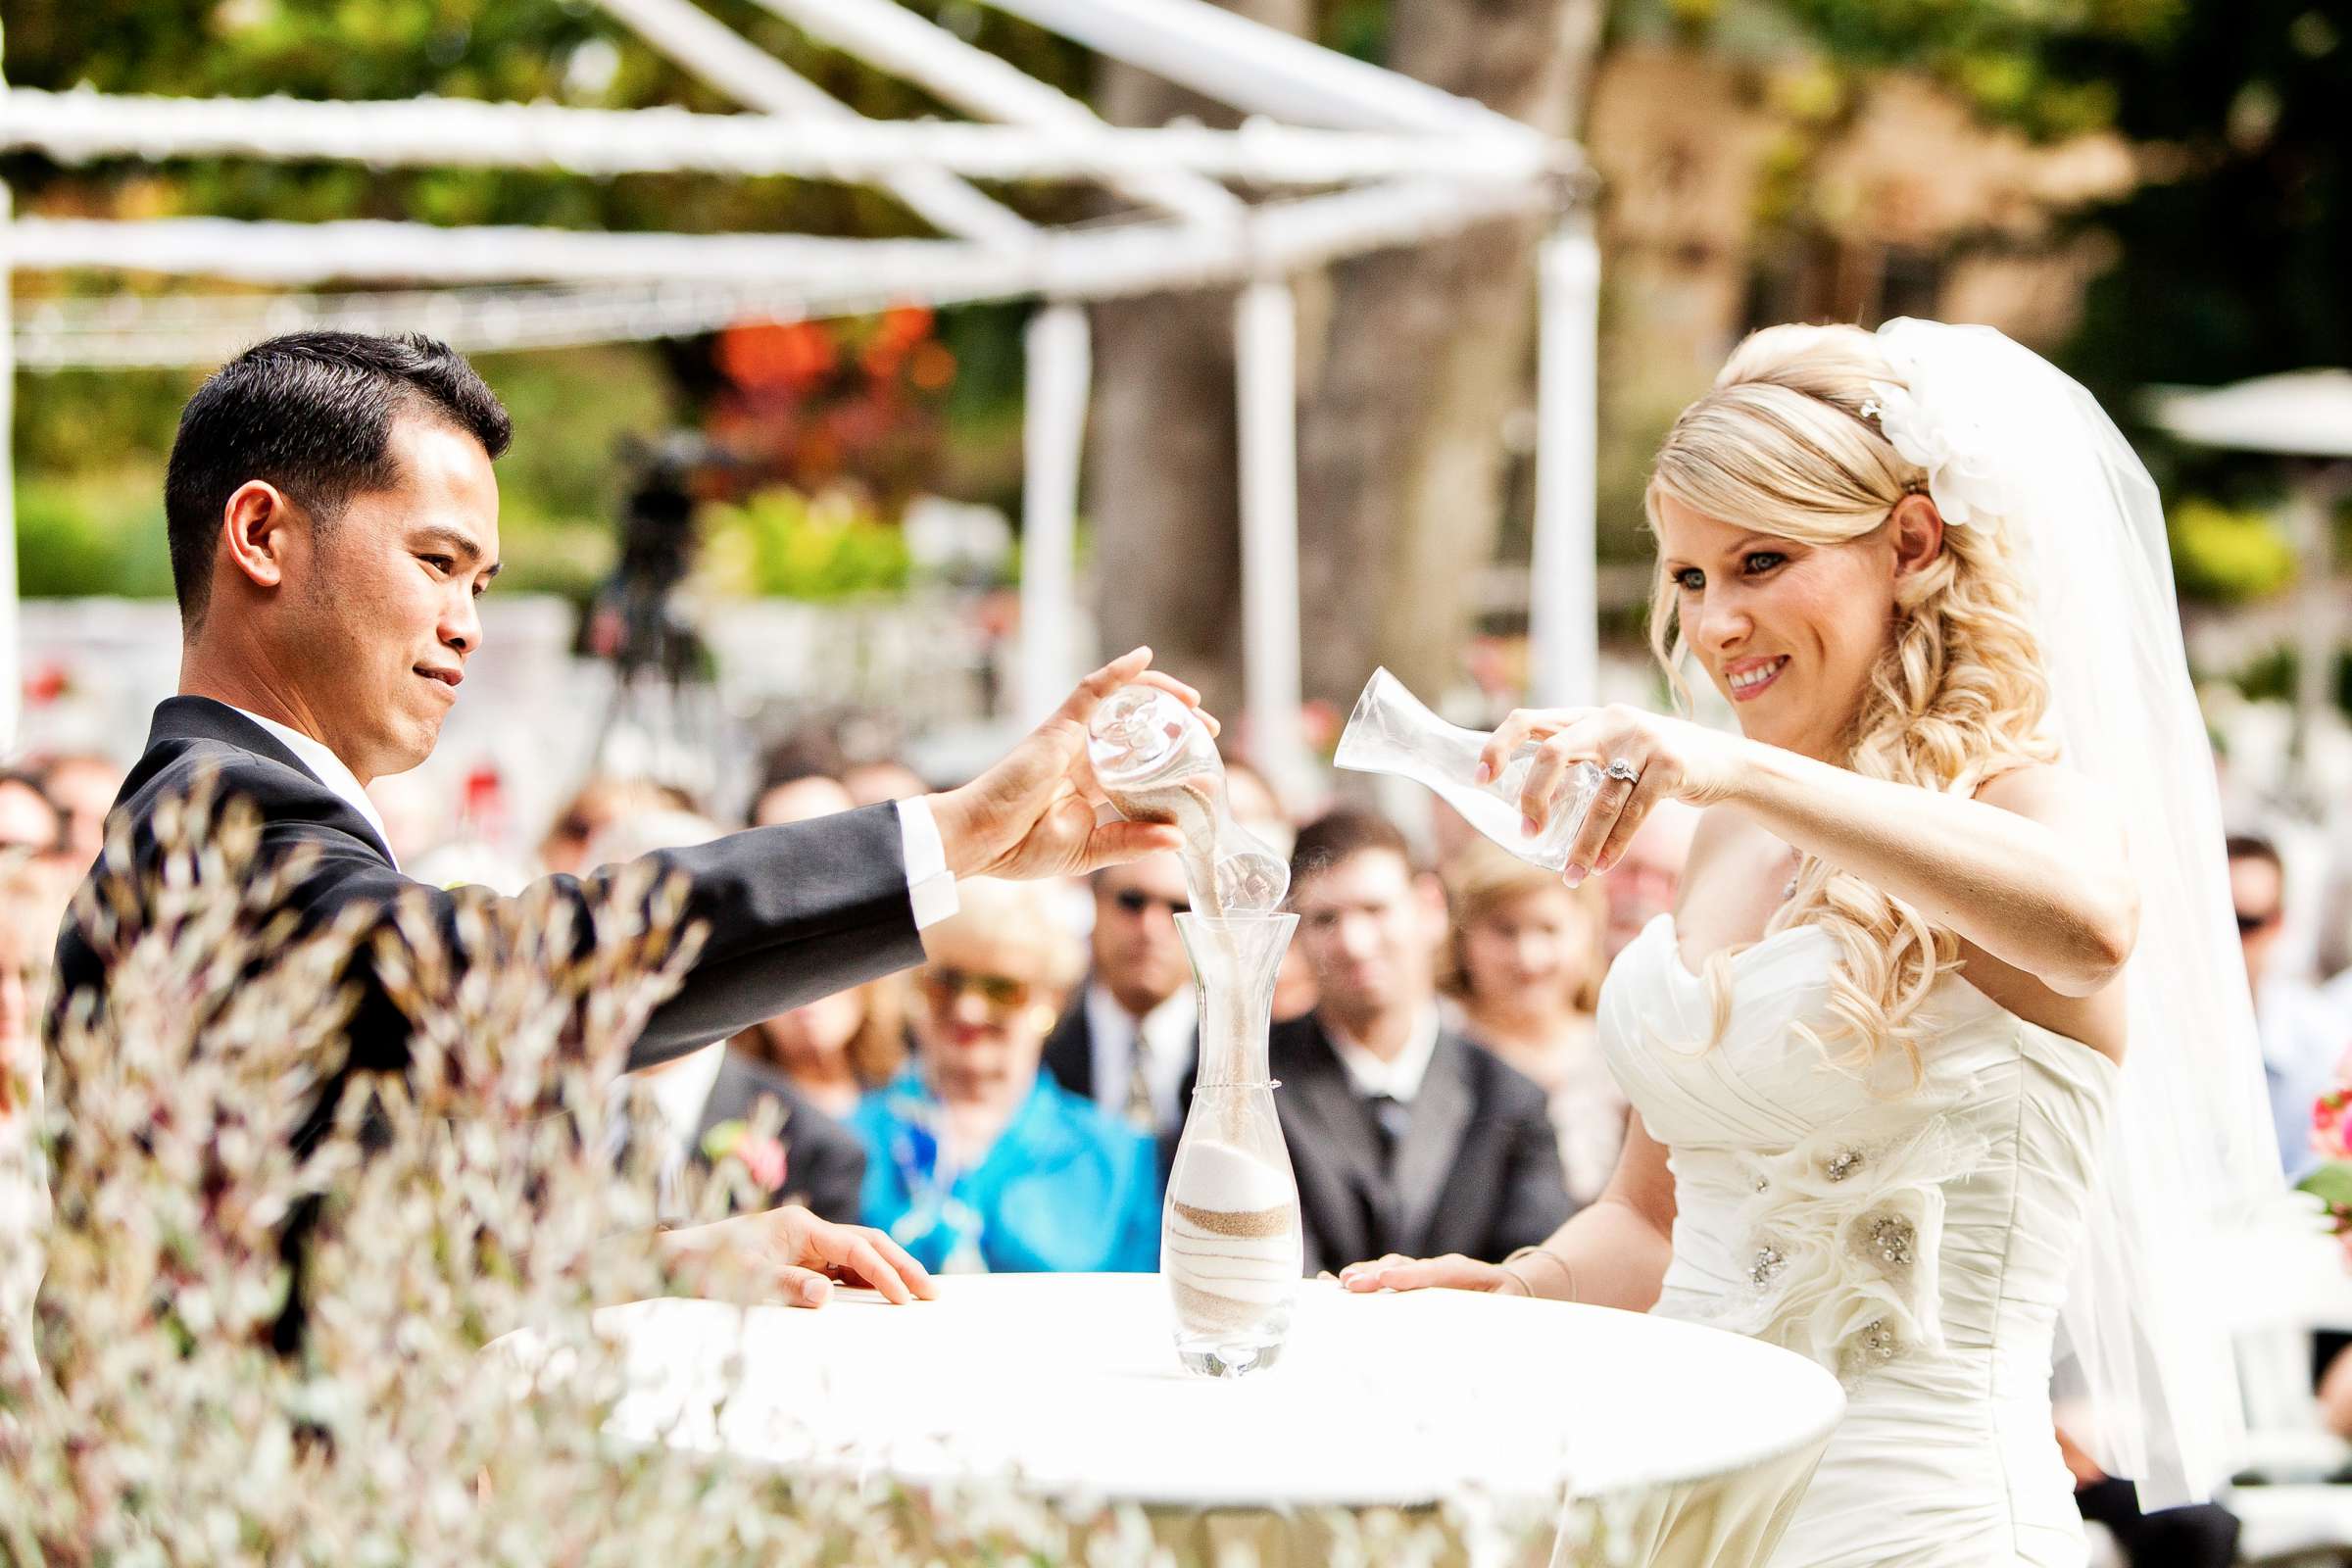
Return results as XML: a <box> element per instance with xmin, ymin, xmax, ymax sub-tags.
<box><xmin>1888</xmin><ymin>493</ymin><xmax>1945</xmax><ymax>585</ymax></box>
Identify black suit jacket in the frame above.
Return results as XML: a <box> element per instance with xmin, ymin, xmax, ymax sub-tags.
<box><xmin>1041</xmin><ymin>990</ymin><xmax>1101</xmax><ymax>1104</ymax></box>
<box><xmin>52</xmin><ymin>697</ymin><xmax>926</xmax><ymax>1085</ymax></box>
<box><xmin>688</xmin><ymin>1050</ymin><xmax>866</xmax><ymax>1224</ymax></box>
<box><xmin>1042</xmin><ymin>979</ymin><xmax>1199</xmax><ymax>1171</ymax></box>
<box><xmin>1270</xmin><ymin>1012</ymin><xmax>1574</xmax><ymax>1277</ymax></box>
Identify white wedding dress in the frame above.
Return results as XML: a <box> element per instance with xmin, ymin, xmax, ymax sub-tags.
<box><xmin>1601</xmin><ymin>912</ymin><xmax>2118</xmax><ymax>1567</ymax></box>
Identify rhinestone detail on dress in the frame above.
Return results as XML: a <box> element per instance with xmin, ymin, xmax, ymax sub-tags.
<box><xmin>1867</xmin><ymin>1213</ymin><xmax>1917</xmax><ymax>1268</ymax></box>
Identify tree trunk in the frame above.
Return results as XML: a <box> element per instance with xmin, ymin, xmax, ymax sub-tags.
<box><xmin>1297</xmin><ymin>0</ymin><xmax>1604</xmax><ymax>708</ymax></box>
<box><xmin>1085</xmin><ymin>1</ymin><xmax>1312</xmax><ymax>722</ymax></box>
<box><xmin>1085</xmin><ymin>0</ymin><xmax>1603</xmax><ymax>719</ymax></box>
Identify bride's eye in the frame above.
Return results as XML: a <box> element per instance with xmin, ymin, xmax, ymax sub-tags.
<box><xmin>1743</xmin><ymin>552</ymin><xmax>1787</xmax><ymax>575</ymax></box>
<box><xmin>1673</xmin><ymin>567</ymin><xmax>1705</xmax><ymax>592</ymax></box>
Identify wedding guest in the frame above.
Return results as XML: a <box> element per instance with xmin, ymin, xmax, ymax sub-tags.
<box><xmin>1600</xmin><ymin>798</ymin><xmax>1698</xmax><ymax>959</ymax></box>
<box><xmin>33</xmin><ymin>752</ymin><xmax>124</xmax><ymax>871</ymax></box>
<box><xmin>752</xmin><ymin>728</ymin><xmax>855</xmax><ymax>827</ymax></box>
<box><xmin>1275</xmin><ymin>808</ymin><xmax>1572</xmax><ymax>1277</ymax></box>
<box><xmin>2067</xmin><ymin>1424</ymin><xmax>2240</xmax><ymax>1568</ymax></box>
<box><xmin>733</xmin><ymin>981</ymin><xmax>906</xmax><ymax>1125</ymax></box>
<box><xmin>844</xmin><ymin>759</ymin><xmax>928</xmax><ymax>808</ymax></box>
<box><xmin>0</xmin><ymin>772</ymin><xmax>61</xmax><ymax>858</ymax></box>
<box><xmin>624</xmin><ymin>1039</ymin><xmax>868</xmax><ymax>1224</ymax></box>
<box><xmin>1439</xmin><ymin>841</ymin><xmax>1627</xmax><ymax>1207</ymax></box>
<box><xmin>755</xmin><ymin>773</ymin><xmax>856</xmax><ymax>828</ymax></box>
<box><xmin>1043</xmin><ymin>853</ymin><xmax>1198</xmax><ymax>1142</ymax></box>
<box><xmin>852</xmin><ymin>878</ymin><xmax>1159</xmax><ymax>1273</ymax></box>
<box><xmin>534</xmin><ymin>774</ymin><xmax>676</xmax><ymax>878</ymax></box>
<box><xmin>2233</xmin><ymin>833</ymin><xmax>2349</xmax><ymax>1181</ymax></box>
<box><xmin>604</xmin><ymin>811</ymin><xmax>868</xmax><ymax>1223</ymax></box>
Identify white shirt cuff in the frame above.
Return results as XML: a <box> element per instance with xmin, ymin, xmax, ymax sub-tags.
<box><xmin>894</xmin><ymin>796</ymin><xmax>959</xmax><ymax>930</ymax></box>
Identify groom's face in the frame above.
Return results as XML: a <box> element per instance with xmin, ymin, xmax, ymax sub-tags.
<box><xmin>284</xmin><ymin>415</ymin><xmax>502</xmax><ymax>782</ymax></box>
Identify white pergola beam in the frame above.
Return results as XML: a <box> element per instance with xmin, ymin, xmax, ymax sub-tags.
<box><xmin>591</xmin><ymin>0</ymin><xmax>1037</xmax><ymax>246</ymax></box>
<box><xmin>6</xmin><ymin>178</ymin><xmax>1547</xmax><ymax>297</ymax></box>
<box><xmin>13</xmin><ymin>282</ymin><xmax>838</xmax><ymax>368</ymax></box>
<box><xmin>1528</xmin><ymin>208</ymin><xmax>1600</xmax><ymax>707</ymax></box>
<box><xmin>733</xmin><ymin>0</ymin><xmax>1242</xmax><ymax>225</ymax></box>
<box><xmin>0</xmin><ymin>87</ymin><xmax>1548</xmax><ymax>188</ymax></box>
<box><xmin>0</xmin><ymin>182</ymin><xmax>17</xmax><ymax>756</ymax></box>
<box><xmin>1235</xmin><ymin>276</ymin><xmax>1308</xmax><ymax>800</ymax></box>
<box><xmin>977</xmin><ymin>0</ymin><xmax>1544</xmax><ymax>141</ymax></box>
<box><xmin>1018</xmin><ymin>303</ymin><xmax>1090</xmax><ymax>724</ymax></box>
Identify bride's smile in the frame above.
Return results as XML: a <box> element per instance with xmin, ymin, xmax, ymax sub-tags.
<box><xmin>1650</xmin><ymin>491</ymin><xmax>1945</xmax><ymax>764</ymax></box>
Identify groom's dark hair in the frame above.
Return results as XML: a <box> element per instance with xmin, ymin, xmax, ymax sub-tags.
<box><xmin>164</xmin><ymin>331</ymin><xmax>512</xmax><ymax>631</ymax></box>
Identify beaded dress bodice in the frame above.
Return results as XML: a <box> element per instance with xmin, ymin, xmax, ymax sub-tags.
<box><xmin>1600</xmin><ymin>914</ymin><xmax>2118</xmax><ymax>1568</ymax></box>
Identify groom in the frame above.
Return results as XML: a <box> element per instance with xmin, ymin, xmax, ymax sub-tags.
<box><xmin>48</xmin><ymin>330</ymin><xmax>1195</xmax><ymax>1316</ymax></box>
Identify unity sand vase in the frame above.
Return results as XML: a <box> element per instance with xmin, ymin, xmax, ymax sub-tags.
<box><xmin>1162</xmin><ymin>910</ymin><xmax>1303</xmax><ymax>1379</ymax></box>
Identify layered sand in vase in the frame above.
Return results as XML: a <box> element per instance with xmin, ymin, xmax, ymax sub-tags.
<box><xmin>1165</xmin><ymin>1139</ymin><xmax>1298</xmax><ymax>1336</ymax></box>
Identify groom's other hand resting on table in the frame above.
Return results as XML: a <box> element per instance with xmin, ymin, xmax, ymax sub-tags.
<box><xmin>655</xmin><ymin>1204</ymin><xmax>936</xmax><ymax>1307</ymax></box>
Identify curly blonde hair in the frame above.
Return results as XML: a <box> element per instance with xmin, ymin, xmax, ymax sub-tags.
<box><xmin>1643</xmin><ymin>323</ymin><xmax>2055</xmax><ymax>1084</ymax></box>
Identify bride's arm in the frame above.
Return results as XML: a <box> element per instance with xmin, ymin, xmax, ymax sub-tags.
<box><xmin>1487</xmin><ymin>707</ymin><xmax>2137</xmax><ymax>1000</ymax></box>
<box><xmin>1720</xmin><ymin>748</ymin><xmax>2134</xmax><ymax>997</ymax></box>
<box><xmin>1338</xmin><ymin>1110</ymin><xmax>1676</xmax><ymax>1306</ymax></box>
<box><xmin>1494</xmin><ymin>1110</ymin><xmax>1676</xmax><ymax>1306</ymax></box>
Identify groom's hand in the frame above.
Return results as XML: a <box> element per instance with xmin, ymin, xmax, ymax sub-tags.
<box><xmin>655</xmin><ymin>1205</ymin><xmax>936</xmax><ymax>1307</ymax></box>
<box><xmin>928</xmin><ymin>647</ymin><xmax>1213</xmax><ymax>882</ymax></box>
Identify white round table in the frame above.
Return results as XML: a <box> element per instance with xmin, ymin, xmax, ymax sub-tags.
<box><xmin>518</xmin><ymin>1274</ymin><xmax>1843</xmax><ymax>1566</ymax></box>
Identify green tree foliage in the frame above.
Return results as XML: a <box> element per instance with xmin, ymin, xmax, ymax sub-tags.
<box><xmin>2056</xmin><ymin>2</ymin><xmax>2352</xmax><ymax>396</ymax></box>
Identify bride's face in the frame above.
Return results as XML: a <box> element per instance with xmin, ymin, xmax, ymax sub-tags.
<box><xmin>1652</xmin><ymin>493</ymin><xmax>1940</xmax><ymax>760</ymax></box>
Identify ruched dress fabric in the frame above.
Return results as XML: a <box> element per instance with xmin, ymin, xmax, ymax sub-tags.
<box><xmin>1600</xmin><ymin>914</ymin><xmax>2118</xmax><ymax>1568</ymax></box>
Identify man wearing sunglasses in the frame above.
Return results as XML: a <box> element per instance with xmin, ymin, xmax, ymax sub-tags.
<box><xmin>1044</xmin><ymin>854</ymin><xmax>1198</xmax><ymax>1145</ymax></box>
<box><xmin>2232</xmin><ymin>833</ymin><xmax>2349</xmax><ymax>1181</ymax></box>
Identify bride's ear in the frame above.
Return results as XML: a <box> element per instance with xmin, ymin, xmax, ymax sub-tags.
<box><xmin>1887</xmin><ymin>493</ymin><xmax>1945</xmax><ymax>592</ymax></box>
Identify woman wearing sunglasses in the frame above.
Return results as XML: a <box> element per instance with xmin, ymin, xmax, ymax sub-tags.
<box><xmin>850</xmin><ymin>878</ymin><xmax>1161</xmax><ymax>1275</ymax></box>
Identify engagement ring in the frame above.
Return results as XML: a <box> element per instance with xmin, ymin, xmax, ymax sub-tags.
<box><xmin>1605</xmin><ymin>758</ymin><xmax>1641</xmax><ymax>784</ymax></box>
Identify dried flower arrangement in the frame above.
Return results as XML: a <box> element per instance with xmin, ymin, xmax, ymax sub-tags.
<box><xmin>0</xmin><ymin>779</ymin><xmax>1585</xmax><ymax>1566</ymax></box>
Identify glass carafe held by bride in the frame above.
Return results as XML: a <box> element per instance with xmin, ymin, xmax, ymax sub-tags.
<box><xmin>1333</xmin><ymin>666</ymin><xmax>1601</xmax><ymax>873</ymax></box>
<box><xmin>1162</xmin><ymin>911</ymin><xmax>1302</xmax><ymax>1379</ymax></box>
<box><xmin>1086</xmin><ymin>685</ymin><xmax>1288</xmax><ymax>916</ymax></box>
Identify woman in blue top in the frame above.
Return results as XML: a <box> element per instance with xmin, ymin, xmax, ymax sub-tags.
<box><xmin>852</xmin><ymin>878</ymin><xmax>1160</xmax><ymax>1274</ymax></box>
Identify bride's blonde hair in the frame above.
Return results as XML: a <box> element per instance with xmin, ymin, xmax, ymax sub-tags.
<box><xmin>1644</xmin><ymin>323</ymin><xmax>2054</xmax><ymax>1084</ymax></box>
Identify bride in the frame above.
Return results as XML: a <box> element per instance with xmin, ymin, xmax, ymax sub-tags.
<box><xmin>1341</xmin><ymin>319</ymin><xmax>2277</xmax><ymax>1565</ymax></box>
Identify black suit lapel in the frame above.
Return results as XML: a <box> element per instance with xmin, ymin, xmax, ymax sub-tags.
<box><xmin>1041</xmin><ymin>993</ymin><xmax>1095</xmax><ymax>1102</ymax></box>
<box><xmin>1391</xmin><ymin>1033</ymin><xmax>1475</xmax><ymax>1256</ymax></box>
<box><xmin>146</xmin><ymin>696</ymin><xmax>396</xmax><ymax>866</ymax></box>
<box><xmin>1276</xmin><ymin>1016</ymin><xmax>1397</xmax><ymax>1262</ymax></box>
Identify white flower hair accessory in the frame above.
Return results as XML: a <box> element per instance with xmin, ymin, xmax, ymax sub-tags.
<box><xmin>1859</xmin><ymin>356</ymin><xmax>2018</xmax><ymax>529</ymax></box>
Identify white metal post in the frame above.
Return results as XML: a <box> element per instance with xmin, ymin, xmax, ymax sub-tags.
<box><xmin>1235</xmin><ymin>275</ymin><xmax>1308</xmax><ymax>801</ymax></box>
<box><xmin>0</xmin><ymin>119</ymin><xmax>17</xmax><ymax>757</ymax></box>
<box><xmin>1528</xmin><ymin>204</ymin><xmax>1599</xmax><ymax>708</ymax></box>
<box><xmin>1018</xmin><ymin>301</ymin><xmax>1090</xmax><ymax>724</ymax></box>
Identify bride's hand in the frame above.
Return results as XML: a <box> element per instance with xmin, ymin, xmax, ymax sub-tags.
<box><xmin>1336</xmin><ymin>1252</ymin><xmax>1512</xmax><ymax>1295</ymax></box>
<box><xmin>1478</xmin><ymin>705</ymin><xmax>1747</xmax><ymax>885</ymax></box>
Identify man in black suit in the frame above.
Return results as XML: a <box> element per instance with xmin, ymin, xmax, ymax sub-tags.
<box><xmin>1273</xmin><ymin>808</ymin><xmax>1573</xmax><ymax>1277</ymax></box>
<box><xmin>48</xmin><ymin>330</ymin><xmax>1199</xmax><ymax>1313</ymax></box>
<box><xmin>1042</xmin><ymin>852</ymin><xmax>1197</xmax><ymax>1143</ymax></box>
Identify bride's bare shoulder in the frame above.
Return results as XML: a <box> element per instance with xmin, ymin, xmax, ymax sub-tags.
<box><xmin>1972</xmin><ymin>761</ymin><xmax>2113</xmax><ymax>832</ymax></box>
